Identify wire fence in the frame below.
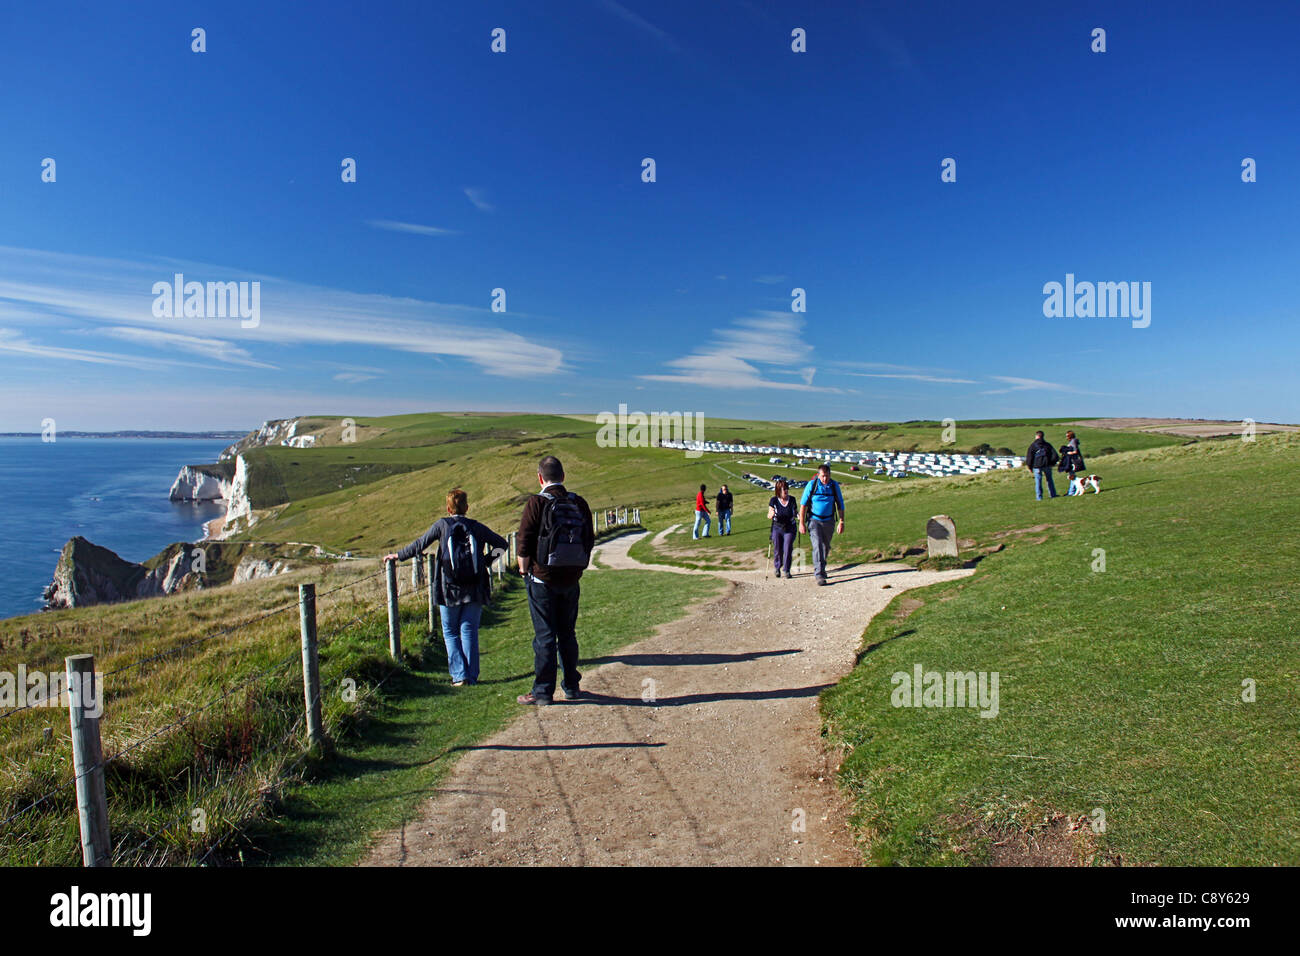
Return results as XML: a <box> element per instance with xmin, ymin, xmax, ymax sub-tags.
<box><xmin>0</xmin><ymin>531</ymin><xmax>528</xmax><ymax>868</ymax></box>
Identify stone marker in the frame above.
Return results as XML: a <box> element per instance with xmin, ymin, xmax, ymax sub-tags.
<box><xmin>926</xmin><ymin>515</ymin><xmax>958</xmax><ymax>558</ymax></box>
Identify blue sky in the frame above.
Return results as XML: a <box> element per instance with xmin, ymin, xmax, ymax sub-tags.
<box><xmin>1</xmin><ymin>0</ymin><xmax>1297</xmax><ymax>430</ymax></box>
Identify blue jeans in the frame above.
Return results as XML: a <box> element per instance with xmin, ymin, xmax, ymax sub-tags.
<box><xmin>693</xmin><ymin>510</ymin><xmax>711</xmax><ymax>538</ymax></box>
<box><xmin>718</xmin><ymin>509</ymin><xmax>732</xmax><ymax>534</ymax></box>
<box><xmin>1033</xmin><ymin>468</ymin><xmax>1058</xmax><ymax>500</ymax></box>
<box><xmin>439</xmin><ymin>602</ymin><xmax>483</xmax><ymax>684</ymax></box>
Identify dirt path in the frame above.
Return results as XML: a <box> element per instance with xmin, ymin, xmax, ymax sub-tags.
<box><xmin>360</xmin><ymin>530</ymin><xmax>972</xmax><ymax>866</ymax></box>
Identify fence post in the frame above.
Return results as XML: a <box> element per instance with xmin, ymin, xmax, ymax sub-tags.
<box><xmin>634</xmin><ymin>507</ymin><xmax>640</xmax><ymax>524</ymax></box>
<box><xmin>66</xmin><ymin>654</ymin><xmax>111</xmax><ymax>867</ymax></box>
<box><xmin>412</xmin><ymin>556</ymin><xmax>424</xmax><ymax>589</ymax></box>
<box><xmin>426</xmin><ymin>552</ymin><xmax>437</xmax><ymax>636</ymax></box>
<box><xmin>298</xmin><ymin>584</ymin><xmax>326</xmax><ymax>749</ymax></box>
<box><xmin>385</xmin><ymin>559</ymin><xmax>402</xmax><ymax>660</ymax></box>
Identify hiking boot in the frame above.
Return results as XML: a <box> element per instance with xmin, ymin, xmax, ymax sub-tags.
<box><xmin>517</xmin><ymin>693</ymin><xmax>551</xmax><ymax>706</ymax></box>
<box><xmin>562</xmin><ymin>688</ymin><xmax>583</xmax><ymax>701</ymax></box>
<box><xmin>816</xmin><ymin>576</ymin><xmax>827</xmax><ymax>586</ymax></box>
<box><xmin>783</xmin><ymin>569</ymin><xmax>792</xmax><ymax>579</ymax></box>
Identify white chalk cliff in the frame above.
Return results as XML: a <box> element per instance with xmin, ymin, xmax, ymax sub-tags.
<box><xmin>169</xmin><ymin>465</ymin><xmax>232</xmax><ymax>502</ymax></box>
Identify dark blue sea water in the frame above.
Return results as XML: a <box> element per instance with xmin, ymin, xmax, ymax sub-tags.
<box><xmin>0</xmin><ymin>438</ymin><xmax>229</xmax><ymax>620</ymax></box>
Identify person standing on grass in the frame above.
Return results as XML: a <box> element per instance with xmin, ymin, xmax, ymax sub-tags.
<box><xmin>1060</xmin><ymin>430</ymin><xmax>1085</xmax><ymax>488</ymax></box>
<box><xmin>515</xmin><ymin>455</ymin><xmax>595</xmax><ymax>706</ymax></box>
<box><xmin>693</xmin><ymin>483</ymin><xmax>711</xmax><ymax>539</ymax></box>
<box><xmin>383</xmin><ymin>488</ymin><xmax>507</xmax><ymax>687</ymax></box>
<box><xmin>715</xmin><ymin>483</ymin><xmax>734</xmax><ymax>536</ymax></box>
<box><xmin>768</xmin><ymin>478</ymin><xmax>798</xmax><ymax>578</ymax></box>
<box><xmin>798</xmin><ymin>464</ymin><xmax>845</xmax><ymax>586</ymax></box>
<box><xmin>1026</xmin><ymin>430</ymin><xmax>1060</xmax><ymax>500</ymax></box>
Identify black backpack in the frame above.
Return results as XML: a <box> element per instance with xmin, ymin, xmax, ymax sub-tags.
<box><xmin>440</xmin><ymin>518</ymin><xmax>480</xmax><ymax>594</ymax></box>
<box><xmin>536</xmin><ymin>491</ymin><xmax>590</xmax><ymax>568</ymax></box>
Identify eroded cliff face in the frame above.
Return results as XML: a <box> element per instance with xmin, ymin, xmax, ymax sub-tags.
<box><xmin>219</xmin><ymin>418</ymin><xmax>318</xmax><ymax>461</ymax></box>
<box><xmin>217</xmin><ymin>454</ymin><xmax>255</xmax><ymax>536</ymax></box>
<box><xmin>42</xmin><ymin>537</ymin><xmax>310</xmax><ymax>610</ymax></box>
<box><xmin>169</xmin><ymin>464</ymin><xmax>234</xmax><ymax>502</ymax></box>
<box><xmin>42</xmin><ymin>538</ymin><xmax>204</xmax><ymax>609</ymax></box>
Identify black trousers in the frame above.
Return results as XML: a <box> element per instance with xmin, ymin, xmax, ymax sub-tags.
<box><xmin>526</xmin><ymin>576</ymin><xmax>582</xmax><ymax>700</ymax></box>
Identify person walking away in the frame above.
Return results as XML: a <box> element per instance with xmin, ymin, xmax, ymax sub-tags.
<box><xmin>515</xmin><ymin>455</ymin><xmax>595</xmax><ymax>706</ymax></box>
<box><xmin>383</xmin><ymin>488</ymin><xmax>507</xmax><ymax>686</ymax></box>
<box><xmin>1026</xmin><ymin>430</ymin><xmax>1060</xmax><ymax>500</ymax></box>
<box><xmin>768</xmin><ymin>478</ymin><xmax>798</xmax><ymax>578</ymax></box>
<box><xmin>715</xmin><ymin>484</ymin><xmax>734</xmax><ymax>535</ymax></box>
<box><xmin>693</xmin><ymin>483</ymin><xmax>711</xmax><ymax>539</ymax></box>
<box><xmin>798</xmin><ymin>464</ymin><xmax>845</xmax><ymax>586</ymax></box>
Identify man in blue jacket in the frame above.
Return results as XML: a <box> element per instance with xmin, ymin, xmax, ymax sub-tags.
<box><xmin>798</xmin><ymin>464</ymin><xmax>845</xmax><ymax>586</ymax></box>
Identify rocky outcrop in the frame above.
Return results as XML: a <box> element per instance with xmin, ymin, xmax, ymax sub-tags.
<box><xmin>43</xmin><ymin>538</ymin><xmax>204</xmax><ymax>610</ymax></box>
<box><xmin>219</xmin><ymin>418</ymin><xmax>320</xmax><ymax>461</ymax></box>
<box><xmin>43</xmin><ymin>537</ymin><xmax>305</xmax><ymax>610</ymax></box>
<box><xmin>218</xmin><ymin>454</ymin><xmax>255</xmax><ymax>536</ymax></box>
<box><xmin>233</xmin><ymin>557</ymin><xmax>291</xmax><ymax>583</ymax></box>
<box><xmin>169</xmin><ymin>463</ymin><xmax>235</xmax><ymax>501</ymax></box>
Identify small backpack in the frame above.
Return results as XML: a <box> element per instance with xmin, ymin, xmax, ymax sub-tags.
<box><xmin>536</xmin><ymin>492</ymin><xmax>590</xmax><ymax>568</ymax></box>
<box><xmin>441</xmin><ymin>518</ymin><xmax>480</xmax><ymax>594</ymax></box>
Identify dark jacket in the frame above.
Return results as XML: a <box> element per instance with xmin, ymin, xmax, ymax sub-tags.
<box><xmin>396</xmin><ymin>515</ymin><xmax>508</xmax><ymax>606</ymax></box>
<box><xmin>1027</xmin><ymin>438</ymin><xmax>1058</xmax><ymax>470</ymax></box>
<box><xmin>1059</xmin><ymin>437</ymin><xmax>1085</xmax><ymax>473</ymax></box>
<box><xmin>516</xmin><ymin>483</ymin><xmax>595</xmax><ymax>589</ymax></box>
<box><xmin>715</xmin><ymin>490</ymin><xmax>733</xmax><ymax>513</ymax></box>
<box><xmin>769</xmin><ymin>495</ymin><xmax>797</xmax><ymax>532</ymax></box>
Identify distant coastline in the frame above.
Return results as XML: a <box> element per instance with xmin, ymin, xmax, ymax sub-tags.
<box><xmin>0</xmin><ymin>431</ymin><xmax>245</xmax><ymax>439</ymax></box>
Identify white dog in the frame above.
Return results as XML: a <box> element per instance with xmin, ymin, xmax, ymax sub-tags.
<box><xmin>1069</xmin><ymin>474</ymin><xmax>1102</xmax><ymax>495</ymax></box>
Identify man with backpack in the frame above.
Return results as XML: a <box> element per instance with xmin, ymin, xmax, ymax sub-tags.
<box><xmin>715</xmin><ymin>483</ymin><xmax>734</xmax><ymax>535</ymax></box>
<box><xmin>384</xmin><ymin>488</ymin><xmax>508</xmax><ymax>686</ymax></box>
<box><xmin>798</xmin><ymin>463</ymin><xmax>845</xmax><ymax>586</ymax></box>
<box><xmin>515</xmin><ymin>455</ymin><xmax>595</xmax><ymax>706</ymax></box>
<box><xmin>1025</xmin><ymin>430</ymin><xmax>1061</xmax><ymax>500</ymax></box>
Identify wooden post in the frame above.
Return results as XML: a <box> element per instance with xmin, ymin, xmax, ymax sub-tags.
<box><xmin>385</xmin><ymin>559</ymin><xmax>401</xmax><ymax>660</ymax></box>
<box><xmin>412</xmin><ymin>555</ymin><xmax>425</xmax><ymax>589</ymax></box>
<box><xmin>298</xmin><ymin>584</ymin><xmax>325</xmax><ymax>748</ymax></box>
<box><xmin>426</xmin><ymin>552</ymin><xmax>437</xmax><ymax>636</ymax></box>
<box><xmin>66</xmin><ymin>654</ymin><xmax>111</xmax><ymax>867</ymax></box>
<box><xmin>634</xmin><ymin>507</ymin><xmax>640</xmax><ymax>524</ymax></box>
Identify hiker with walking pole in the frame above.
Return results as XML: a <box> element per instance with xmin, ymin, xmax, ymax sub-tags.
<box><xmin>383</xmin><ymin>488</ymin><xmax>508</xmax><ymax>687</ymax></box>
<box><xmin>768</xmin><ymin>478</ymin><xmax>798</xmax><ymax>579</ymax></box>
<box><xmin>798</xmin><ymin>463</ymin><xmax>845</xmax><ymax>586</ymax></box>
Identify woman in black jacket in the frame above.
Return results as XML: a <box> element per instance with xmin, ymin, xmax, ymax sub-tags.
<box><xmin>383</xmin><ymin>488</ymin><xmax>507</xmax><ymax>686</ymax></box>
<box><xmin>1059</xmin><ymin>430</ymin><xmax>1086</xmax><ymax>489</ymax></box>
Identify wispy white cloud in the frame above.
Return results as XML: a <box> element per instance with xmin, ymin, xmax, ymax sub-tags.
<box><xmin>100</xmin><ymin>326</ymin><xmax>276</xmax><ymax>369</ymax></box>
<box><xmin>0</xmin><ymin>246</ymin><xmax>566</xmax><ymax>378</ymax></box>
<box><xmin>641</xmin><ymin>312</ymin><xmax>838</xmax><ymax>392</ymax></box>
<box><xmin>366</xmin><ymin>219</ymin><xmax>458</xmax><ymax>236</ymax></box>
<box><xmin>981</xmin><ymin>375</ymin><xmax>1076</xmax><ymax>395</ymax></box>
<box><xmin>754</xmin><ymin>274</ymin><xmax>788</xmax><ymax>285</ymax></box>
<box><xmin>333</xmin><ymin>371</ymin><xmax>378</xmax><ymax>384</ymax></box>
<box><xmin>463</xmin><ymin>187</ymin><xmax>494</xmax><ymax>213</ymax></box>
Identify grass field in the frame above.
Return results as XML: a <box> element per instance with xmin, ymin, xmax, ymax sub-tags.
<box><xmin>4</xmin><ymin>411</ymin><xmax>1290</xmax><ymax>866</ymax></box>
<box><xmin>631</xmin><ymin>431</ymin><xmax>1300</xmax><ymax>864</ymax></box>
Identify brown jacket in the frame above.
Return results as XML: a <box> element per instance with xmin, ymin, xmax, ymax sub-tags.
<box><xmin>516</xmin><ymin>483</ymin><xmax>595</xmax><ymax>588</ymax></box>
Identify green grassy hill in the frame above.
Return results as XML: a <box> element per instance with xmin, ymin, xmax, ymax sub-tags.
<box><xmin>3</xmin><ymin>412</ymin><xmax>1290</xmax><ymax>866</ymax></box>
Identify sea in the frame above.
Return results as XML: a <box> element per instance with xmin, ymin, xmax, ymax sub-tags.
<box><xmin>0</xmin><ymin>438</ymin><xmax>231</xmax><ymax>620</ymax></box>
